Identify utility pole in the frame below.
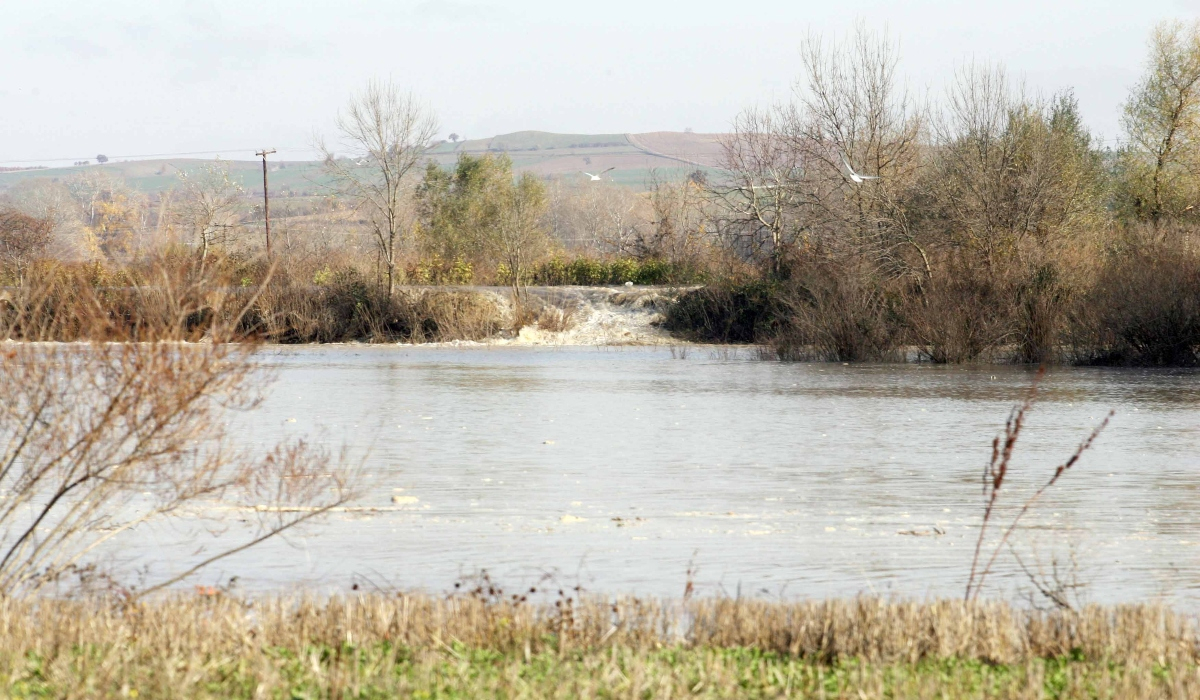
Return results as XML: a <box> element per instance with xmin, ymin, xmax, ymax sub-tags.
<box><xmin>256</xmin><ymin>148</ymin><xmax>277</xmax><ymax>258</ymax></box>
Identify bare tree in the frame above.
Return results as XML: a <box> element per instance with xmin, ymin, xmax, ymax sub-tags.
<box><xmin>319</xmin><ymin>80</ymin><xmax>438</xmax><ymax>296</ymax></box>
<box><xmin>714</xmin><ymin>24</ymin><xmax>925</xmax><ymax>278</ymax></box>
<box><xmin>641</xmin><ymin>170</ymin><xmax>709</xmax><ymax>262</ymax></box>
<box><xmin>0</xmin><ymin>209</ymin><xmax>52</xmax><ymax>281</ymax></box>
<box><xmin>2</xmin><ymin>180</ymin><xmax>89</xmax><ymax>261</ymax></box>
<box><xmin>793</xmin><ymin>23</ymin><xmax>925</xmax><ymax>276</ymax></box>
<box><xmin>172</xmin><ymin>161</ymin><xmax>246</xmax><ymax>266</ymax></box>
<box><xmin>546</xmin><ymin>179</ymin><xmax>647</xmax><ymax>255</ymax></box>
<box><xmin>0</xmin><ymin>263</ymin><xmax>360</xmax><ymax>597</ymax></box>
<box><xmin>713</xmin><ymin>106</ymin><xmax>810</xmax><ymax>274</ymax></box>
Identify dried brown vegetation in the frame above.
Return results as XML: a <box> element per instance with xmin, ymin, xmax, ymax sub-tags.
<box><xmin>965</xmin><ymin>370</ymin><xmax>1113</xmax><ymax>605</ymax></box>
<box><xmin>9</xmin><ymin>24</ymin><xmax>1200</xmax><ymax>363</ymax></box>
<box><xmin>667</xmin><ymin>21</ymin><xmax>1200</xmax><ymax>367</ymax></box>
<box><xmin>0</xmin><ymin>594</ymin><xmax>1198</xmax><ymax>698</ymax></box>
<box><xmin>0</xmin><ymin>253</ymin><xmax>509</xmax><ymax>344</ymax></box>
<box><xmin>0</xmin><ymin>259</ymin><xmax>360</xmax><ymax>597</ymax></box>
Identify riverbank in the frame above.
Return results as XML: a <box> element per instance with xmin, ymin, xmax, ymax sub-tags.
<box><xmin>2</xmin><ymin>594</ymin><xmax>1196</xmax><ymax>698</ymax></box>
<box><xmin>9</xmin><ymin>250</ymin><xmax>1200</xmax><ymax>364</ymax></box>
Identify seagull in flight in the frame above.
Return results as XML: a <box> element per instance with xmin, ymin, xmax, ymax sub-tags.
<box><xmin>583</xmin><ymin>167</ymin><xmax>616</xmax><ymax>181</ymax></box>
<box><xmin>840</xmin><ymin>154</ymin><xmax>880</xmax><ymax>184</ymax></box>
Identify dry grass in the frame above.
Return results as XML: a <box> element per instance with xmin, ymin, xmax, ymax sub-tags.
<box><xmin>0</xmin><ymin>255</ymin><xmax>508</xmax><ymax>344</ymax></box>
<box><xmin>536</xmin><ymin>302</ymin><xmax>579</xmax><ymax>332</ymax></box>
<box><xmin>0</xmin><ymin>594</ymin><xmax>1197</xmax><ymax>698</ymax></box>
<box><xmin>0</xmin><ymin>259</ymin><xmax>360</xmax><ymax>601</ymax></box>
<box><xmin>404</xmin><ymin>288</ymin><xmax>505</xmax><ymax>341</ymax></box>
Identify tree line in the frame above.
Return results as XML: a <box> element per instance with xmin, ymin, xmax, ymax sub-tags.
<box><xmin>5</xmin><ymin>21</ymin><xmax>1200</xmax><ymax>362</ymax></box>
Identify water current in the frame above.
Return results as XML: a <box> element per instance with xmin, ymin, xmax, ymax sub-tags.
<box><xmin>181</xmin><ymin>345</ymin><xmax>1200</xmax><ymax>604</ymax></box>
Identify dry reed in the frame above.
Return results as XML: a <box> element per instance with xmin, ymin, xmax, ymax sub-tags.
<box><xmin>0</xmin><ymin>594</ymin><xmax>1196</xmax><ymax>698</ymax></box>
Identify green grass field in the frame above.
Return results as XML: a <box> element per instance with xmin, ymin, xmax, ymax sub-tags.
<box><xmin>6</xmin><ymin>642</ymin><xmax>1191</xmax><ymax>699</ymax></box>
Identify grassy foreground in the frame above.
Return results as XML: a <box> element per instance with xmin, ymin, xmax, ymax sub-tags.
<box><xmin>1</xmin><ymin>595</ymin><xmax>1199</xmax><ymax>698</ymax></box>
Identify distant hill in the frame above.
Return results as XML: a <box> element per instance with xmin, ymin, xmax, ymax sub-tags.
<box><xmin>0</xmin><ymin>158</ymin><xmax>331</xmax><ymax>198</ymax></box>
<box><xmin>0</xmin><ymin>131</ymin><xmax>727</xmax><ymax>195</ymax></box>
<box><xmin>426</xmin><ymin>131</ymin><xmax>725</xmax><ymax>187</ymax></box>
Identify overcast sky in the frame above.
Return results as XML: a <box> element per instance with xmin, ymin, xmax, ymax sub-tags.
<box><xmin>3</xmin><ymin>0</ymin><xmax>1199</xmax><ymax>166</ymax></box>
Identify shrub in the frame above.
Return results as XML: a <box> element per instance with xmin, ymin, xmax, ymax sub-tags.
<box><xmin>1070</xmin><ymin>244</ymin><xmax>1200</xmax><ymax>366</ymax></box>
<box><xmin>568</xmin><ymin>257</ymin><xmax>606</xmax><ymax>285</ymax></box>
<box><xmin>903</xmin><ymin>267</ymin><xmax>1018</xmax><ymax>364</ymax></box>
<box><xmin>663</xmin><ymin>281</ymin><xmax>784</xmax><ymax>343</ymax></box>
<box><xmin>773</xmin><ymin>260</ymin><xmax>903</xmax><ymax>362</ymax></box>
<box><xmin>633</xmin><ymin>258</ymin><xmax>672</xmax><ymax>285</ymax></box>
<box><xmin>608</xmin><ymin>258</ymin><xmax>637</xmax><ymax>284</ymax></box>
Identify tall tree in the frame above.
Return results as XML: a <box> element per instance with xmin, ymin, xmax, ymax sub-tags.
<box><xmin>415</xmin><ymin>153</ymin><xmax>550</xmax><ymax>289</ymax></box>
<box><xmin>928</xmin><ymin>68</ymin><xmax>1105</xmax><ymax>268</ymax></box>
<box><xmin>319</xmin><ymin>80</ymin><xmax>438</xmax><ymax>296</ymax></box>
<box><xmin>172</xmin><ymin>162</ymin><xmax>244</xmax><ymax>267</ymax></box>
<box><xmin>491</xmin><ymin>173</ymin><xmax>549</xmax><ymax>293</ymax></box>
<box><xmin>1120</xmin><ymin>20</ymin><xmax>1200</xmax><ymax>225</ymax></box>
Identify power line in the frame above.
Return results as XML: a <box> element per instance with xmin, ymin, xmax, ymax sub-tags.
<box><xmin>0</xmin><ymin>147</ymin><xmax>312</xmax><ymax>165</ymax></box>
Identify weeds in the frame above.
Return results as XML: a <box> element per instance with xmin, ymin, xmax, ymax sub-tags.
<box><xmin>536</xmin><ymin>301</ymin><xmax>579</xmax><ymax>332</ymax></box>
<box><xmin>965</xmin><ymin>369</ymin><xmax>1113</xmax><ymax>603</ymax></box>
<box><xmin>0</xmin><ymin>594</ymin><xmax>1196</xmax><ymax>698</ymax></box>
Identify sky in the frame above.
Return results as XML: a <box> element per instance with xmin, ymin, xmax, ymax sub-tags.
<box><xmin>2</xmin><ymin>0</ymin><xmax>1200</xmax><ymax>166</ymax></box>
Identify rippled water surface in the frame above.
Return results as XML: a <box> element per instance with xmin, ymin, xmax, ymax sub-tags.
<box><xmin>200</xmin><ymin>346</ymin><xmax>1200</xmax><ymax>603</ymax></box>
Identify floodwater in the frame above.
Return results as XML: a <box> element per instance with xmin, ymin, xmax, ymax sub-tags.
<box><xmin>173</xmin><ymin>346</ymin><xmax>1200</xmax><ymax>604</ymax></box>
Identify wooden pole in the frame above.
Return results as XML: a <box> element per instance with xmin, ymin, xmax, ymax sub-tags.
<box><xmin>256</xmin><ymin>148</ymin><xmax>277</xmax><ymax>258</ymax></box>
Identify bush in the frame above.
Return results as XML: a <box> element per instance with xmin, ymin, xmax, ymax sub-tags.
<box><xmin>1070</xmin><ymin>245</ymin><xmax>1200</xmax><ymax>366</ymax></box>
<box><xmin>773</xmin><ymin>259</ymin><xmax>903</xmax><ymax>362</ymax></box>
<box><xmin>406</xmin><ymin>256</ymin><xmax>474</xmax><ymax>285</ymax></box>
<box><xmin>663</xmin><ymin>281</ymin><xmax>785</xmax><ymax>343</ymax></box>
<box><xmin>902</xmin><ymin>268</ymin><xmax>1018</xmax><ymax>364</ymax></box>
<box><xmin>568</xmin><ymin>257</ymin><xmax>606</xmax><ymax>285</ymax></box>
<box><xmin>633</xmin><ymin>258</ymin><xmax>672</xmax><ymax>284</ymax></box>
<box><xmin>525</xmin><ymin>256</ymin><xmax>697</xmax><ymax>286</ymax></box>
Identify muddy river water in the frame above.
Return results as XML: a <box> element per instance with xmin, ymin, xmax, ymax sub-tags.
<box><xmin>175</xmin><ymin>345</ymin><xmax>1200</xmax><ymax>604</ymax></box>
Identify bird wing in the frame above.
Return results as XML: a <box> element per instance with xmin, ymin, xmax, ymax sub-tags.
<box><xmin>583</xmin><ymin>172</ymin><xmax>596</xmax><ymax>177</ymax></box>
<box><xmin>601</xmin><ymin>167</ymin><xmax>616</xmax><ymax>174</ymax></box>
<box><xmin>840</xmin><ymin>153</ymin><xmax>855</xmax><ymax>174</ymax></box>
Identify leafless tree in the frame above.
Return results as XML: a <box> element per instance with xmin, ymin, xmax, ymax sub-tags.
<box><xmin>712</xmin><ymin>106</ymin><xmax>811</xmax><ymax>274</ymax></box>
<box><xmin>792</xmin><ymin>23</ymin><xmax>926</xmax><ymax>276</ymax></box>
<box><xmin>0</xmin><ymin>262</ymin><xmax>360</xmax><ymax>597</ymax></box>
<box><xmin>714</xmin><ymin>24</ymin><xmax>925</xmax><ymax>278</ymax></box>
<box><xmin>0</xmin><ymin>209</ymin><xmax>52</xmax><ymax>281</ymax></box>
<box><xmin>641</xmin><ymin>171</ymin><xmax>709</xmax><ymax>263</ymax></box>
<box><xmin>546</xmin><ymin>179</ymin><xmax>647</xmax><ymax>254</ymax></box>
<box><xmin>172</xmin><ymin>162</ymin><xmax>246</xmax><ymax>266</ymax></box>
<box><xmin>319</xmin><ymin>80</ymin><xmax>439</xmax><ymax>296</ymax></box>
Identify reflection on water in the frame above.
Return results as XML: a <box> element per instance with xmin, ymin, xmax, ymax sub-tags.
<box><xmin>198</xmin><ymin>346</ymin><xmax>1200</xmax><ymax>603</ymax></box>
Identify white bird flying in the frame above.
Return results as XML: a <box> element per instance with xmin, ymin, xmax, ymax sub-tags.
<box><xmin>583</xmin><ymin>167</ymin><xmax>616</xmax><ymax>181</ymax></box>
<box><xmin>840</xmin><ymin>155</ymin><xmax>880</xmax><ymax>184</ymax></box>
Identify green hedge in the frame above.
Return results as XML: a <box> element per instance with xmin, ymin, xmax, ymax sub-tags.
<box><xmin>523</xmin><ymin>257</ymin><xmax>692</xmax><ymax>286</ymax></box>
